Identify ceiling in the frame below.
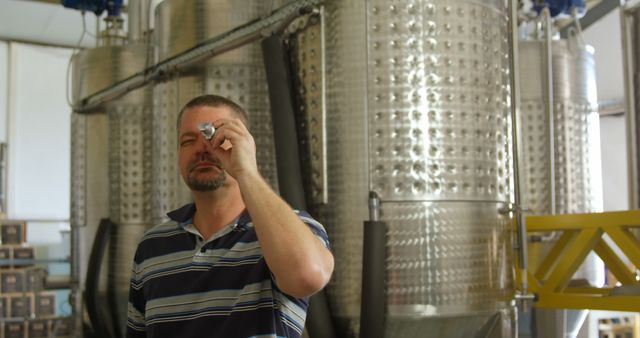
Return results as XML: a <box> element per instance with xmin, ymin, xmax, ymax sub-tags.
<box><xmin>1</xmin><ymin>0</ymin><xmax>99</xmax><ymax>48</ymax></box>
<box><xmin>0</xmin><ymin>0</ymin><xmax>620</xmax><ymax>49</ymax></box>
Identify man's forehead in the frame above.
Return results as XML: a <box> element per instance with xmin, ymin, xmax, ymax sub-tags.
<box><xmin>180</xmin><ymin>106</ymin><xmax>232</xmax><ymax>128</ymax></box>
<box><xmin>184</xmin><ymin>105</ymin><xmax>233</xmax><ymax>117</ymax></box>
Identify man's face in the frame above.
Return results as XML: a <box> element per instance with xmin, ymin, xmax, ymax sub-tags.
<box><xmin>178</xmin><ymin>105</ymin><xmax>233</xmax><ymax>191</ymax></box>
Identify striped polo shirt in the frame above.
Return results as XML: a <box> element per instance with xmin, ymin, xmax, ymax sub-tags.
<box><xmin>126</xmin><ymin>203</ymin><xmax>330</xmax><ymax>338</ymax></box>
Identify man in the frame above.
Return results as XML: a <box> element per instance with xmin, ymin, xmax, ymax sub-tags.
<box><xmin>127</xmin><ymin>95</ymin><xmax>334</xmax><ymax>338</ymax></box>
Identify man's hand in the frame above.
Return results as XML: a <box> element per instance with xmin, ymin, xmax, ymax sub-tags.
<box><xmin>208</xmin><ymin>118</ymin><xmax>259</xmax><ymax>179</ymax></box>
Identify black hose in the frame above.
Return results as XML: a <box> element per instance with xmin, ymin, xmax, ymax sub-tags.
<box><xmin>261</xmin><ymin>33</ymin><xmax>338</xmax><ymax>338</ymax></box>
<box><xmin>85</xmin><ymin>218</ymin><xmax>117</xmax><ymax>338</ymax></box>
<box><xmin>359</xmin><ymin>220</ymin><xmax>387</xmax><ymax>338</ymax></box>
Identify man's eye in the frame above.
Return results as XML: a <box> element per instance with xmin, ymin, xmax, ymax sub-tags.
<box><xmin>180</xmin><ymin>140</ymin><xmax>195</xmax><ymax>146</ymax></box>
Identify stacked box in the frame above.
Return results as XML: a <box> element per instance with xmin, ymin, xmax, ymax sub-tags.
<box><xmin>29</xmin><ymin>319</ymin><xmax>49</xmax><ymax>338</ymax></box>
<box><xmin>1</xmin><ymin>270</ymin><xmax>25</xmax><ymax>293</ymax></box>
<box><xmin>0</xmin><ymin>223</ymin><xmax>26</xmax><ymax>245</ymax></box>
<box><xmin>24</xmin><ymin>268</ymin><xmax>45</xmax><ymax>291</ymax></box>
<box><xmin>0</xmin><ymin>296</ymin><xmax>7</xmax><ymax>318</ymax></box>
<box><xmin>0</xmin><ymin>246</ymin><xmax>11</xmax><ymax>270</ymax></box>
<box><xmin>13</xmin><ymin>246</ymin><xmax>34</xmax><ymax>268</ymax></box>
<box><xmin>34</xmin><ymin>292</ymin><xmax>55</xmax><ymax>317</ymax></box>
<box><xmin>599</xmin><ymin>316</ymin><xmax>640</xmax><ymax>338</ymax></box>
<box><xmin>0</xmin><ymin>222</ymin><xmax>71</xmax><ymax>337</ymax></box>
<box><xmin>4</xmin><ymin>321</ymin><xmax>26</xmax><ymax>338</ymax></box>
<box><xmin>0</xmin><ymin>267</ymin><xmax>46</xmax><ymax>294</ymax></box>
<box><xmin>50</xmin><ymin>317</ymin><xmax>72</xmax><ymax>337</ymax></box>
<box><xmin>9</xmin><ymin>294</ymin><xmax>33</xmax><ymax>318</ymax></box>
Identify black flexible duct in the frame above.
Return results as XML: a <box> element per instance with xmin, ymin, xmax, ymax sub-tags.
<box><xmin>261</xmin><ymin>33</ymin><xmax>338</xmax><ymax>338</ymax></box>
<box><xmin>359</xmin><ymin>219</ymin><xmax>387</xmax><ymax>338</ymax></box>
<box><xmin>85</xmin><ymin>218</ymin><xmax>117</xmax><ymax>338</ymax></box>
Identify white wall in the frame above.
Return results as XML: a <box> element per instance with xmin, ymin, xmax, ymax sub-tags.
<box><xmin>4</xmin><ymin>42</ymin><xmax>72</xmax><ymax>220</ymax></box>
<box><xmin>0</xmin><ymin>0</ymin><xmax>96</xmax><ymax>48</ymax></box>
<box><xmin>598</xmin><ymin>115</ymin><xmax>630</xmax><ymax>211</ymax></box>
<box><xmin>582</xmin><ymin>9</ymin><xmax>630</xmax><ymax>212</ymax></box>
<box><xmin>582</xmin><ymin>9</ymin><xmax>624</xmax><ymax>101</ymax></box>
<box><xmin>0</xmin><ymin>41</ymin><xmax>7</xmax><ymax>143</ymax></box>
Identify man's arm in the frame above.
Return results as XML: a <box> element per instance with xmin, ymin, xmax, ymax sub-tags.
<box><xmin>237</xmin><ymin>171</ymin><xmax>334</xmax><ymax>298</ymax></box>
<box><xmin>211</xmin><ymin>118</ymin><xmax>334</xmax><ymax>298</ymax></box>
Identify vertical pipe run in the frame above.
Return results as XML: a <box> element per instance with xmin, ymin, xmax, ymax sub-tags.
<box><xmin>507</xmin><ymin>0</ymin><xmax>528</xmax><ymax>293</ymax></box>
<box><xmin>261</xmin><ymin>34</ymin><xmax>338</xmax><ymax>338</ymax></box>
<box><xmin>543</xmin><ymin>7</ymin><xmax>556</xmax><ymax>215</ymax></box>
<box><xmin>261</xmin><ymin>35</ymin><xmax>306</xmax><ymax>210</ymax></box>
<box><xmin>127</xmin><ymin>0</ymin><xmax>145</xmax><ymax>42</ymax></box>
<box><xmin>359</xmin><ymin>192</ymin><xmax>385</xmax><ymax>338</ymax></box>
<box><xmin>621</xmin><ymin>3</ymin><xmax>640</xmax><ymax>209</ymax></box>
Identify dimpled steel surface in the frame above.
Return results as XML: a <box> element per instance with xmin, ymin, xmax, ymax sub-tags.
<box><xmin>105</xmin><ymin>43</ymin><xmax>154</xmax><ymax>337</ymax></box>
<box><xmin>310</xmin><ymin>1</ymin><xmax>514</xmax><ymax>336</ymax></box>
<box><xmin>71</xmin><ymin>42</ymin><xmax>155</xmax><ymax>337</ymax></box>
<box><xmin>519</xmin><ymin>40</ymin><xmax>601</xmax><ymax>216</ymax></box>
<box><xmin>152</xmin><ymin>0</ymin><xmax>278</xmax><ymax>224</ymax></box>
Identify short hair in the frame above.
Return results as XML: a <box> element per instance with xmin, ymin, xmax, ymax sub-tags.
<box><xmin>176</xmin><ymin>94</ymin><xmax>249</xmax><ymax>131</ymax></box>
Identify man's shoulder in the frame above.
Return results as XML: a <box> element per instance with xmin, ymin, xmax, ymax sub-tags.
<box><xmin>139</xmin><ymin>219</ymin><xmax>185</xmax><ymax>243</ymax></box>
<box><xmin>132</xmin><ymin>219</ymin><xmax>190</xmax><ymax>264</ymax></box>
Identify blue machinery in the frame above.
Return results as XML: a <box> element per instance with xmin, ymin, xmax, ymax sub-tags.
<box><xmin>62</xmin><ymin>0</ymin><xmax>123</xmax><ymax>16</ymax></box>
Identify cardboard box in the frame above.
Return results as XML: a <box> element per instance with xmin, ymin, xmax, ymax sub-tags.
<box><xmin>0</xmin><ymin>246</ymin><xmax>11</xmax><ymax>269</ymax></box>
<box><xmin>599</xmin><ymin>316</ymin><xmax>640</xmax><ymax>338</ymax></box>
<box><xmin>25</xmin><ymin>268</ymin><xmax>45</xmax><ymax>291</ymax></box>
<box><xmin>12</xmin><ymin>246</ymin><xmax>34</xmax><ymax>267</ymax></box>
<box><xmin>1</xmin><ymin>270</ymin><xmax>25</xmax><ymax>293</ymax></box>
<box><xmin>1</xmin><ymin>223</ymin><xmax>26</xmax><ymax>245</ymax></box>
<box><xmin>10</xmin><ymin>293</ymin><xmax>33</xmax><ymax>318</ymax></box>
<box><xmin>0</xmin><ymin>295</ymin><xmax>8</xmax><ymax>318</ymax></box>
<box><xmin>49</xmin><ymin>317</ymin><xmax>72</xmax><ymax>336</ymax></box>
<box><xmin>34</xmin><ymin>292</ymin><xmax>56</xmax><ymax>317</ymax></box>
<box><xmin>4</xmin><ymin>321</ymin><xmax>26</xmax><ymax>338</ymax></box>
<box><xmin>29</xmin><ymin>319</ymin><xmax>50</xmax><ymax>338</ymax></box>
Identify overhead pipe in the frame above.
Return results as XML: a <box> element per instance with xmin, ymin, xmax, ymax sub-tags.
<box><xmin>261</xmin><ymin>33</ymin><xmax>338</xmax><ymax>338</ymax></box>
<box><xmin>73</xmin><ymin>0</ymin><xmax>321</xmax><ymax>113</ymax></box>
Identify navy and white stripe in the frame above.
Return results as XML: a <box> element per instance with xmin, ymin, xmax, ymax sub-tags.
<box><xmin>126</xmin><ymin>203</ymin><xmax>330</xmax><ymax>338</ymax></box>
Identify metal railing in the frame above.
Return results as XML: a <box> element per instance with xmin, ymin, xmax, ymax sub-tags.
<box><xmin>518</xmin><ymin>210</ymin><xmax>640</xmax><ymax>311</ymax></box>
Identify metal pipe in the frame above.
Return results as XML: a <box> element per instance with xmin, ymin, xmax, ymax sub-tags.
<box><xmin>70</xmin><ymin>213</ymin><xmax>83</xmax><ymax>336</ymax></box>
<box><xmin>261</xmin><ymin>33</ymin><xmax>338</xmax><ymax>338</ymax></box>
<box><xmin>85</xmin><ymin>218</ymin><xmax>117</xmax><ymax>338</ymax></box>
<box><xmin>73</xmin><ymin>0</ymin><xmax>320</xmax><ymax>113</ymax></box>
<box><xmin>543</xmin><ymin>7</ymin><xmax>556</xmax><ymax>215</ymax></box>
<box><xmin>621</xmin><ymin>2</ymin><xmax>640</xmax><ymax>209</ymax></box>
<box><xmin>127</xmin><ymin>0</ymin><xmax>150</xmax><ymax>42</ymax></box>
<box><xmin>507</xmin><ymin>0</ymin><xmax>528</xmax><ymax>293</ymax></box>
<box><xmin>359</xmin><ymin>192</ymin><xmax>386</xmax><ymax>338</ymax></box>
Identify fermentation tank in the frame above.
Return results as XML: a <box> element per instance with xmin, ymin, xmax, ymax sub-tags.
<box><xmin>71</xmin><ymin>42</ymin><xmax>153</xmax><ymax>337</ymax></box>
<box><xmin>519</xmin><ymin>38</ymin><xmax>602</xmax><ymax>216</ymax></box>
<box><xmin>291</xmin><ymin>1</ymin><xmax>516</xmax><ymax>336</ymax></box>
<box><xmin>519</xmin><ymin>37</ymin><xmax>603</xmax><ymax>338</ymax></box>
<box><xmin>151</xmin><ymin>0</ymin><xmax>280</xmax><ymax>225</ymax></box>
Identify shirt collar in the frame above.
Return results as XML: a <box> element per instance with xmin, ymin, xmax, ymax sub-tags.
<box><xmin>167</xmin><ymin>203</ymin><xmax>252</xmax><ymax>229</ymax></box>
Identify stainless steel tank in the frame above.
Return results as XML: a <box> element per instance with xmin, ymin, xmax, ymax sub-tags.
<box><xmin>105</xmin><ymin>44</ymin><xmax>154</xmax><ymax>337</ymax></box>
<box><xmin>152</xmin><ymin>0</ymin><xmax>280</xmax><ymax>225</ymax></box>
<box><xmin>519</xmin><ymin>39</ymin><xmax>602</xmax><ymax>216</ymax></box>
<box><xmin>519</xmin><ymin>38</ymin><xmax>603</xmax><ymax>338</ymax></box>
<box><xmin>71</xmin><ymin>42</ymin><xmax>153</xmax><ymax>337</ymax></box>
<box><xmin>292</xmin><ymin>1</ymin><xmax>515</xmax><ymax>337</ymax></box>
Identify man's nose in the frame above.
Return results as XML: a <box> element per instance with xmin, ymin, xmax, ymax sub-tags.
<box><xmin>195</xmin><ymin>135</ymin><xmax>210</xmax><ymax>153</ymax></box>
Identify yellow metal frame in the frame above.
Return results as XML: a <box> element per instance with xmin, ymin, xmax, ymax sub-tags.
<box><xmin>517</xmin><ymin>210</ymin><xmax>640</xmax><ymax>311</ymax></box>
